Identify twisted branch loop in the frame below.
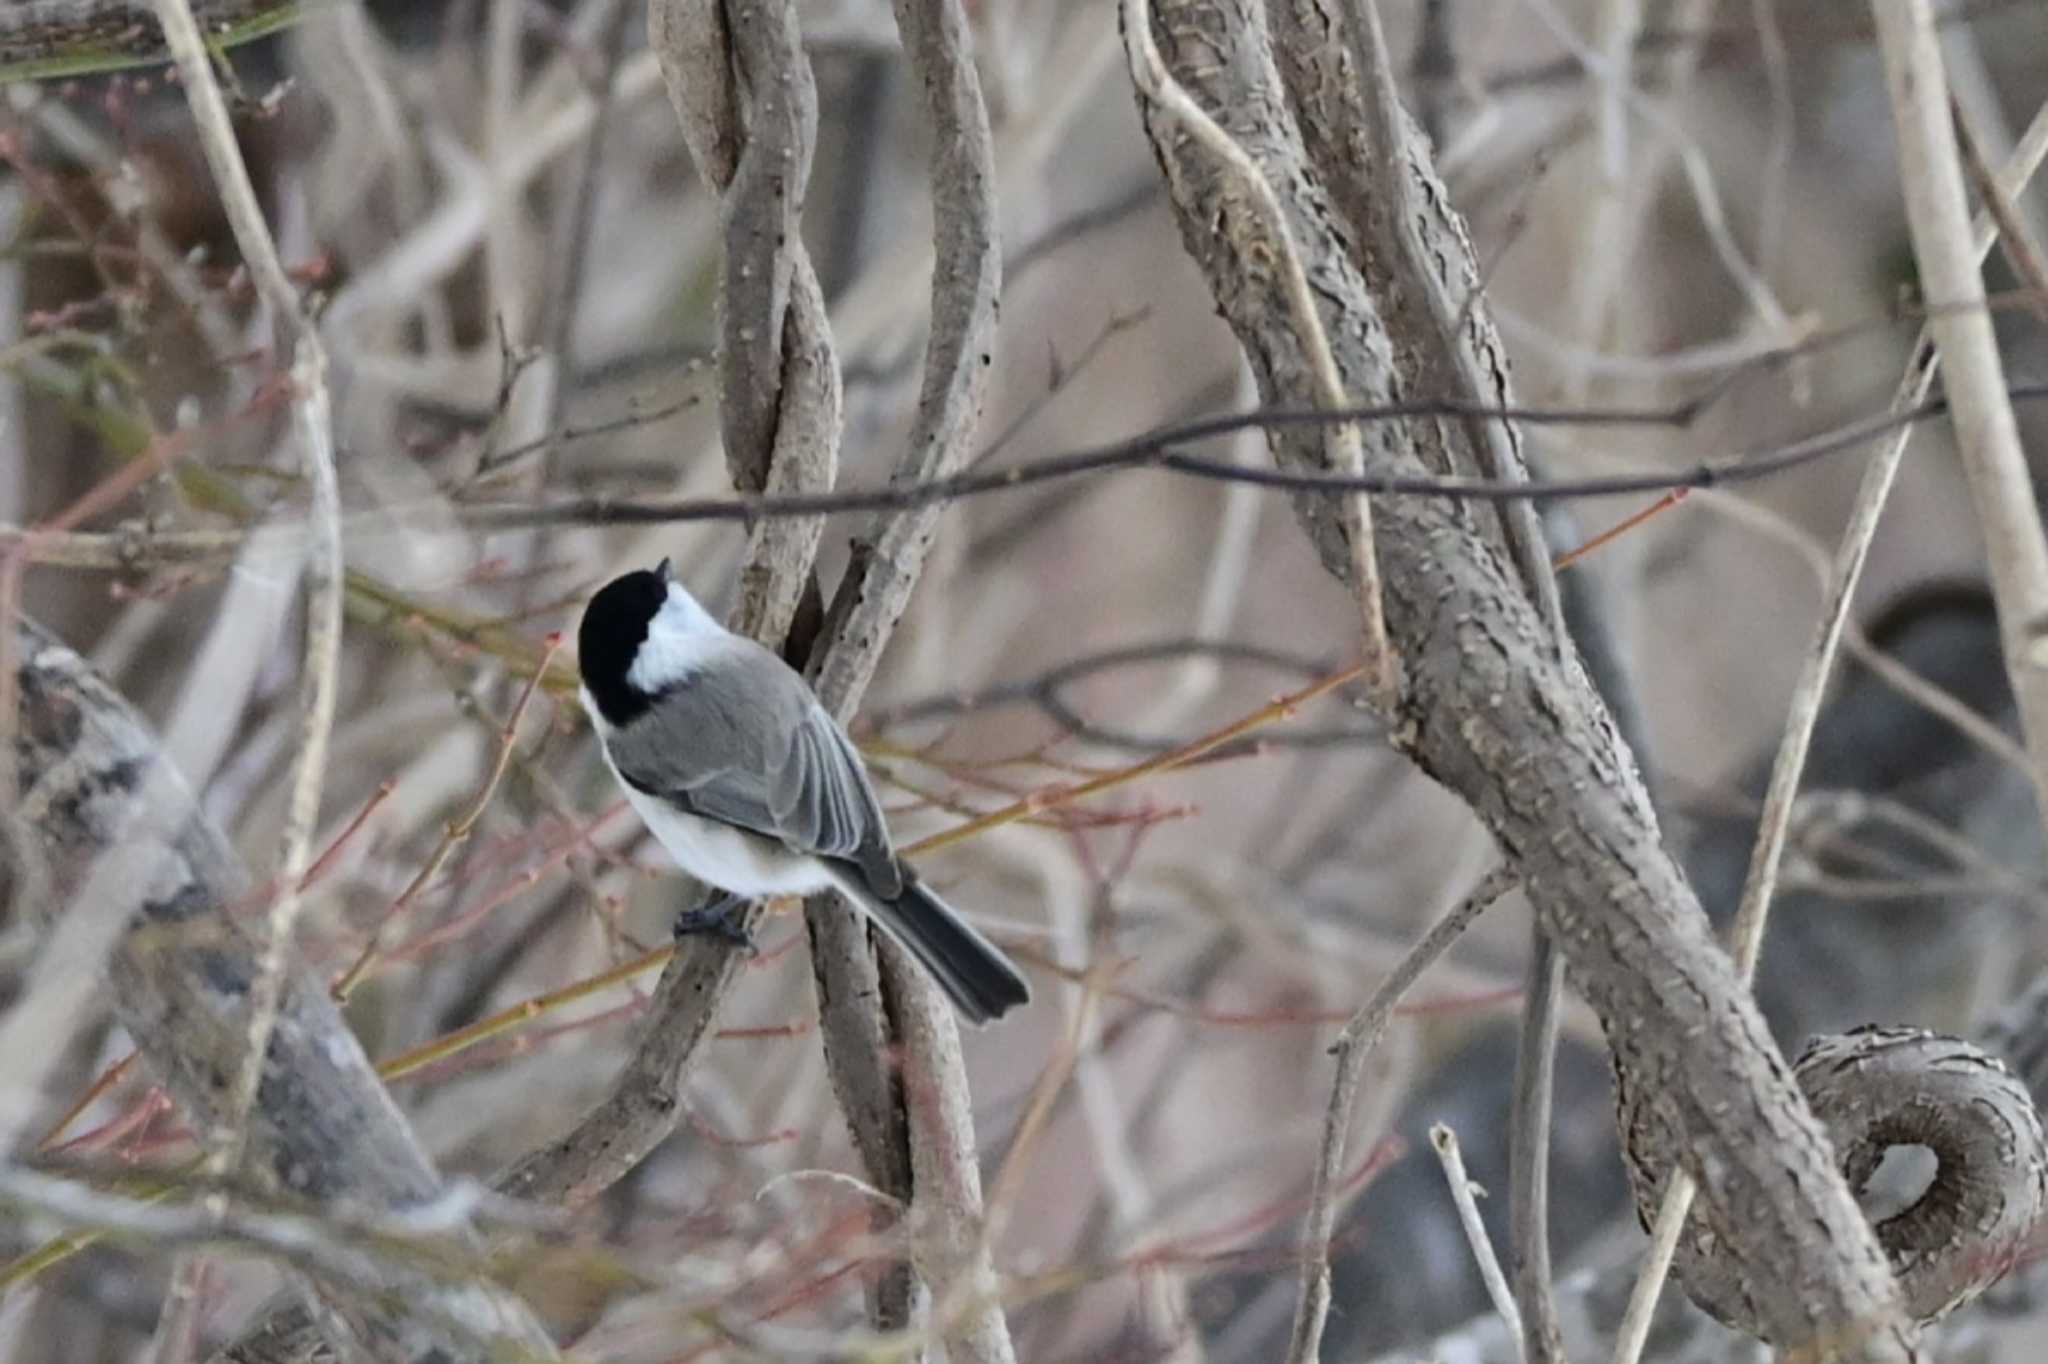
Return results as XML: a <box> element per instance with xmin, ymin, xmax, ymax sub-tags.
<box><xmin>1630</xmin><ymin>1027</ymin><xmax>2047</xmax><ymax>1337</ymax></box>
<box><xmin>497</xmin><ymin>0</ymin><xmax>843</xmax><ymax>1209</ymax></box>
<box><xmin>648</xmin><ymin>0</ymin><xmax>840</xmax><ymax>646</ymax></box>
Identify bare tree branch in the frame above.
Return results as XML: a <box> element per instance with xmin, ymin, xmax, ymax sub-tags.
<box><xmin>1873</xmin><ymin>3</ymin><xmax>2048</xmax><ymax>825</ymax></box>
<box><xmin>803</xmin><ymin>0</ymin><xmax>1014</xmax><ymax>1352</ymax></box>
<box><xmin>490</xmin><ymin>21</ymin><xmax>1021</xmax><ymax>1364</ymax></box>
<box><xmin>20</xmin><ymin>375</ymin><xmax>2048</xmax><ymax>582</ymax></box>
<box><xmin>150</xmin><ymin>0</ymin><xmax>346</xmax><ymax>1199</ymax></box>
<box><xmin>5</xmin><ymin>618</ymin><xmax>557</xmax><ymax>1363</ymax></box>
<box><xmin>1429</xmin><ymin>1122</ymin><xmax>1523</xmax><ymax>1353</ymax></box>
<box><xmin>1306</xmin><ymin>17</ymin><xmax>1573</xmax><ymax>1356</ymax></box>
<box><xmin>1279</xmin><ymin>0</ymin><xmax>1566</xmax><ymax>650</ymax></box>
<box><xmin>1612</xmin><ymin>90</ymin><xmax>2048</xmax><ymax>1364</ymax></box>
<box><xmin>1508</xmin><ymin>930</ymin><xmax>1565</xmax><ymax>1364</ymax></box>
<box><xmin>1287</xmin><ymin>865</ymin><xmax>1515</xmax><ymax>1364</ymax></box>
<box><xmin>445</xmin><ymin>379</ymin><xmax>2048</xmax><ymax>530</ymax></box>
<box><xmin>1125</xmin><ymin>0</ymin><xmax>1920</xmax><ymax>1356</ymax></box>
<box><xmin>493</xmin><ymin>0</ymin><xmax>843</xmax><ymax>1213</ymax></box>
<box><xmin>1120</xmin><ymin>0</ymin><xmax>1395</xmax><ymax>706</ymax></box>
<box><xmin>0</xmin><ymin>1164</ymin><xmax>559</xmax><ymax>1360</ymax></box>
<box><xmin>1398</xmin><ymin>1023</ymin><xmax>2048</xmax><ymax>1364</ymax></box>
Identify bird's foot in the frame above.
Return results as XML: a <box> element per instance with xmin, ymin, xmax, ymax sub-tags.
<box><xmin>673</xmin><ymin>893</ymin><xmax>758</xmax><ymax>956</ymax></box>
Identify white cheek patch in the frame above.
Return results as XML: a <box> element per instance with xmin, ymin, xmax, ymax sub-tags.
<box><xmin>626</xmin><ymin>590</ymin><xmax>727</xmax><ymax>695</ymax></box>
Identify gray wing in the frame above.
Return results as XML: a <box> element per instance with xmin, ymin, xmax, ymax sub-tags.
<box><xmin>608</xmin><ymin>638</ymin><xmax>894</xmax><ymax>869</ymax></box>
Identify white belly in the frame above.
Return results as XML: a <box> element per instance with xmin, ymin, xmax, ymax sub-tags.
<box><xmin>619</xmin><ymin>774</ymin><xmax>833</xmax><ymax>897</ymax></box>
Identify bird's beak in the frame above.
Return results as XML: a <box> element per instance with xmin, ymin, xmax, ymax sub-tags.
<box><xmin>655</xmin><ymin>557</ymin><xmax>674</xmax><ymax>583</ymax></box>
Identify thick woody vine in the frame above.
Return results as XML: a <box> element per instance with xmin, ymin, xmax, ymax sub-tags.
<box><xmin>1121</xmin><ymin>1</ymin><xmax>2046</xmax><ymax>1360</ymax></box>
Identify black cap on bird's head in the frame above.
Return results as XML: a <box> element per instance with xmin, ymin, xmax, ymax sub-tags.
<box><xmin>578</xmin><ymin>561</ymin><xmax>673</xmax><ymax>725</ymax></box>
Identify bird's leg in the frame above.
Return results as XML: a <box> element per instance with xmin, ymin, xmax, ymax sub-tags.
<box><xmin>673</xmin><ymin>892</ymin><xmax>757</xmax><ymax>955</ymax></box>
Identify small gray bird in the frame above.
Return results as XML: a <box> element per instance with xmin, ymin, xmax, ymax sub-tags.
<box><xmin>577</xmin><ymin>560</ymin><xmax>1031</xmax><ymax>1024</ymax></box>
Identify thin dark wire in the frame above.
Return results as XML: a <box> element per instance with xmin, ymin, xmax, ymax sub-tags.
<box><xmin>470</xmin><ymin>285</ymin><xmax>2042</xmax><ymax>500</ymax></box>
<box><xmin>475</xmin><ymin>394</ymin><xmax>702</xmax><ymax>477</ymax></box>
<box><xmin>456</xmin><ymin>382</ymin><xmax>2048</xmax><ymax>529</ymax></box>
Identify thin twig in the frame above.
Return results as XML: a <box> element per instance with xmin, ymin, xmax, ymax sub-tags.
<box><xmin>534</xmin><ymin>0</ymin><xmax>633</xmax><ymax>485</ymax></box>
<box><xmin>1478</xmin><ymin>1</ymin><xmax>2034</xmax><ymax>100</ymax></box>
<box><xmin>1608</xmin><ymin>82</ymin><xmax>2048</xmax><ymax>1364</ymax></box>
<box><xmin>0</xmin><ymin>0</ymin><xmax>304</xmax><ymax>82</ymax></box>
<box><xmin>450</xmin><ymin>379</ymin><xmax>2048</xmax><ymax>529</ymax></box>
<box><xmin>150</xmin><ymin>0</ymin><xmax>345</xmax><ymax>1179</ymax></box>
<box><xmin>1526</xmin><ymin>0</ymin><xmax>1795</xmax><ymax>354</ymax></box>
<box><xmin>330</xmin><ymin>634</ymin><xmax>562</xmax><ymax>999</ymax></box>
<box><xmin>479</xmin><ymin>277</ymin><xmax>2048</xmax><ymax>479</ymax></box>
<box><xmin>1285</xmin><ymin>865</ymin><xmax>1516</xmax><ymax>1364</ymax></box>
<box><xmin>28</xmin><ymin>379</ymin><xmax>2048</xmax><ymax>568</ymax></box>
<box><xmin>1430</xmin><ymin>1122</ymin><xmax>1525</xmax><ymax>1355</ymax></box>
<box><xmin>141</xmin><ymin>1253</ymin><xmax>211</xmax><ymax>1364</ymax></box>
<box><xmin>1692</xmin><ymin>488</ymin><xmax>2035</xmax><ymax>775</ymax></box>
<box><xmin>1951</xmin><ymin>94</ymin><xmax>2048</xmax><ymax>322</ymax></box>
<box><xmin>1749</xmin><ymin>0</ymin><xmax>1794</xmax><ymax>280</ymax></box>
<box><xmin>1508</xmin><ymin>931</ymin><xmax>1565</xmax><ymax>1364</ymax></box>
<box><xmin>903</xmin><ymin>663</ymin><xmax>1367</xmax><ymax>861</ymax></box>
<box><xmin>1874</xmin><ymin>2</ymin><xmax>2048</xmax><ymax>826</ymax></box>
<box><xmin>1609</xmin><ymin>1170</ymin><xmax>1700</xmax><ymax>1364</ymax></box>
<box><xmin>872</xmin><ymin>638</ymin><xmax>1370</xmax><ymax>753</ymax></box>
<box><xmin>1121</xmin><ymin>0</ymin><xmax>1395</xmax><ymax>708</ymax></box>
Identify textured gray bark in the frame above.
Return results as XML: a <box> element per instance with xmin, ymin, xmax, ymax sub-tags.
<box><xmin>503</xmin><ymin>2</ymin><xmax>1014</xmax><ymax>1357</ymax></box>
<box><xmin>803</xmin><ymin>0</ymin><xmax>1012</xmax><ymax>1352</ymax></box>
<box><xmin>5</xmin><ymin>618</ymin><xmax>558</xmax><ymax>1363</ymax></box>
<box><xmin>1374</xmin><ymin>991</ymin><xmax>2048</xmax><ymax>1364</ymax></box>
<box><xmin>1304</xmin><ymin>584</ymin><xmax>2040</xmax><ymax>1364</ymax></box>
<box><xmin>1125</xmin><ymin>0</ymin><xmax>1918</xmax><ymax>1357</ymax></box>
<box><xmin>494</xmin><ymin>0</ymin><xmax>846</xmax><ymax>1214</ymax></box>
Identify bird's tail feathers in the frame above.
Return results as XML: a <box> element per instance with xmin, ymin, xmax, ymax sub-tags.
<box><xmin>832</xmin><ymin>870</ymin><xmax>1030</xmax><ymax>1025</ymax></box>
